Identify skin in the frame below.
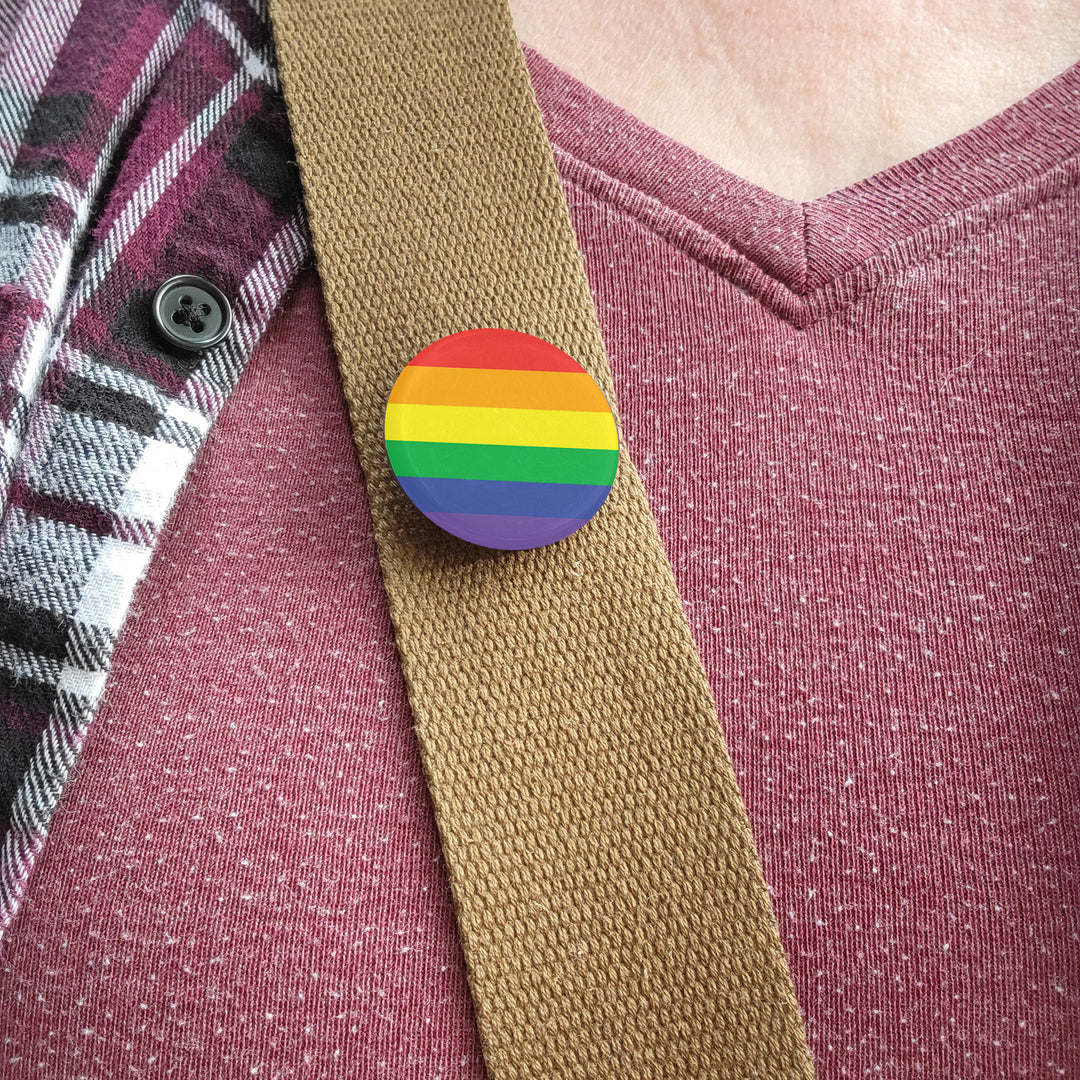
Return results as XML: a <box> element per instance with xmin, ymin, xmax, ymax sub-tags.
<box><xmin>508</xmin><ymin>0</ymin><xmax>1080</xmax><ymax>201</ymax></box>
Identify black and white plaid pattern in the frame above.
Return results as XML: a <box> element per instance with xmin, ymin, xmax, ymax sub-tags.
<box><xmin>0</xmin><ymin>0</ymin><xmax>310</xmax><ymax>940</ymax></box>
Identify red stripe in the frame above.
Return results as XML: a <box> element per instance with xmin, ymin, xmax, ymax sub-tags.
<box><xmin>409</xmin><ymin>328</ymin><xmax>585</xmax><ymax>373</ymax></box>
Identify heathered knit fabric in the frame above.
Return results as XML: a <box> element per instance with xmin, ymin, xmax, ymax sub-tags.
<box><xmin>1</xmin><ymin>30</ymin><xmax>1078</xmax><ymax>1080</ymax></box>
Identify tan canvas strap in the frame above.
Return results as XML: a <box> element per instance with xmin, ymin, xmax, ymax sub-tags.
<box><xmin>268</xmin><ymin>1</ymin><xmax>815</xmax><ymax>1076</ymax></box>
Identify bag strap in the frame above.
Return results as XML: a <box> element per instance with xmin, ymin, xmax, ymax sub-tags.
<box><xmin>268</xmin><ymin>1</ymin><xmax>815</xmax><ymax>1075</ymax></box>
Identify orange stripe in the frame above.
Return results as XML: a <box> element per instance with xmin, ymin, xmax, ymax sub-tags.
<box><xmin>388</xmin><ymin>365</ymin><xmax>611</xmax><ymax>412</ymax></box>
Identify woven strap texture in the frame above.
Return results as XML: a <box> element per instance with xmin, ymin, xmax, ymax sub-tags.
<box><xmin>268</xmin><ymin>1</ymin><xmax>815</xmax><ymax>1076</ymax></box>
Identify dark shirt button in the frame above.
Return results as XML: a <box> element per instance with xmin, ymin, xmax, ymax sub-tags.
<box><xmin>151</xmin><ymin>275</ymin><xmax>233</xmax><ymax>353</ymax></box>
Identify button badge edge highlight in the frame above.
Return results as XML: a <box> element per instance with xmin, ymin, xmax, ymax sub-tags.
<box><xmin>385</xmin><ymin>329</ymin><xmax>619</xmax><ymax>550</ymax></box>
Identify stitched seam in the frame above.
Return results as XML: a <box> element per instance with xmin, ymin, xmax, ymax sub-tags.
<box><xmin>562</xmin><ymin>161</ymin><xmax>1080</xmax><ymax>329</ymax></box>
<box><xmin>802</xmin><ymin>179</ymin><xmax>1080</xmax><ymax>327</ymax></box>
<box><xmin>555</xmin><ymin>142</ymin><xmax>1080</xmax><ymax>306</ymax></box>
<box><xmin>800</xmin><ymin>201</ymin><xmax>809</xmax><ymax>296</ymax></box>
<box><xmin>552</xmin><ymin>144</ymin><xmax>786</xmax><ymax>284</ymax></box>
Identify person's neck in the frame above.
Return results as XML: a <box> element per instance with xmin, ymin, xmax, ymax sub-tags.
<box><xmin>508</xmin><ymin>0</ymin><xmax>1080</xmax><ymax>201</ymax></box>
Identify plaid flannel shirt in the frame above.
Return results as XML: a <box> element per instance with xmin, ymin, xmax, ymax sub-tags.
<box><xmin>0</xmin><ymin>0</ymin><xmax>308</xmax><ymax>940</ymax></box>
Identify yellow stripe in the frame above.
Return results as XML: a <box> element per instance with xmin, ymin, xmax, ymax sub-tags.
<box><xmin>385</xmin><ymin>402</ymin><xmax>618</xmax><ymax>451</ymax></box>
<box><xmin>388</xmin><ymin>366</ymin><xmax>611</xmax><ymax>411</ymax></box>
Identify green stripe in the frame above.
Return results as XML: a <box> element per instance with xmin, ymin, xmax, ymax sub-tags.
<box><xmin>387</xmin><ymin>440</ymin><xmax>619</xmax><ymax>486</ymax></box>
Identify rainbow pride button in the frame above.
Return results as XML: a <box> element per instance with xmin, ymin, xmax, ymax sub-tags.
<box><xmin>385</xmin><ymin>329</ymin><xmax>619</xmax><ymax>550</ymax></box>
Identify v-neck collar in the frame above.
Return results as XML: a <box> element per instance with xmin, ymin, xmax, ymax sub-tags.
<box><xmin>524</xmin><ymin>47</ymin><xmax>1080</xmax><ymax>326</ymax></box>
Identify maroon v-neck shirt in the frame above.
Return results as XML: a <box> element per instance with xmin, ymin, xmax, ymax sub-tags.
<box><xmin>4</xmin><ymin>47</ymin><xmax>1077</xmax><ymax>1080</ymax></box>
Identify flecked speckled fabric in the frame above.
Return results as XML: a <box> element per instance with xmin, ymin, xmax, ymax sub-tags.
<box><xmin>1</xmin><ymin>41</ymin><xmax>1078</xmax><ymax>1080</ymax></box>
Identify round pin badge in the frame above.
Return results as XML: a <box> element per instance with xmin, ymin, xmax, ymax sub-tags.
<box><xmin>384</xmin><ymin>329</ymin><xmax>619</xmax><ymax>550</ymax></box>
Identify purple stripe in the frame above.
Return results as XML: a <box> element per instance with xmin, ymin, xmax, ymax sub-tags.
<box><xmin>397</xmin><ymin>474</ymin><xmax>611</xmax><ymax>519</ymax></box>
<box><xmin>9</xmin><ymin>477</ymin><xmax>156</xmax><ymax>545</ymax></box>
<box><xmin>0</xmin><ymin>0</ymin><xmax>81</xmax><ymax>169</ymax></box>
<box><xmin>424</xmin><ymin>511</ymin><xmax>590</xmax><ymax>550</ymax></box>
<box><xmin>10</xmin><ymin>478</ymin><xmax>115</xmax><ymax>535</ymax></box>
<box><xmin>0</xmin><ymin>697</ymin><xmax>50</xmax><ymax>737</ymax></box>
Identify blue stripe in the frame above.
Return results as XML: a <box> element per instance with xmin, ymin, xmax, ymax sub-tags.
<box><xmin>396</xmin><ymin>475</ymin><xmax>612</xmax><ymax>519</ymax></box>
